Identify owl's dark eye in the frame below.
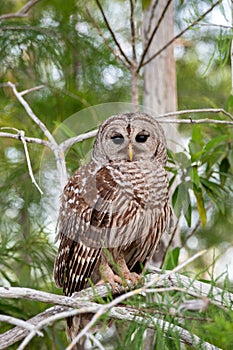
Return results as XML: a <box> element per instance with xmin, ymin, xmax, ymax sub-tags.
<box><xmin>111</xmin><ymin>134</ymin><xmax>124</xmax><ymax>145</ymax></box>
<box><xmin>135</xmin><ymin>132</ymin><xmax>150</xmax><ymax>143</ymax></box>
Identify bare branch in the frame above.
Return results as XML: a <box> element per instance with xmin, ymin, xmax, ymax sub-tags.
<box><xmin>129</xmin><ymin>0</ymin><xmax>137</xmax><ymax>62</ymax></box>
<box><xmin>0</xmin><ymin>315</ymin><xmax>42</xmax><ymax>336</ymax></box>
<box><xmin>157</xmin><ymin>108</ymin><xmax>233</xmax><ymax>121</ymax></box>
<box><xmin>141</xmin><ymin>0</ymin><xmax>223</xmax><ymax>67</ymax></box>
<box><xmin>86</xmin><ymin>332</ymin><xmax>106</xmax><ymax>350</ymax></box>
<box><xmin>0</xmin><ymin>267</ymin><xmax>232</xmax><ymax>349</ymax></box>
<box><xmin>138</xmin><ymin>0</ymin><xmax>173</xmax><ymax>71</ymax></box>
<box><xmin>157</xmin><ymin>118</ymin><xmax>233</xmax><ymax>125</ymax></box>
<box><xmin>95</xmin><ymin>0</ymin><xmax>132</xmax><ymax>66</ymax></box>
<box><xmin>6</xmin><ymin>82</ymin><xmax>68</xmax><ymax>186</ymax></box>
<box><xmin>144</xmin><ymin>0</ymin><xmax>159</xmax><ymax>40</ymax></box>
<box><xmin>0</xmin><ymin>0</ymin><xmax>43</xmax><ymax>20</ymax></box>
<box><xmin>60</xmin><ymin>129</ymin><xmax>98</xmax><ymax>153</ymax></box>
<box><xmin>7</xmin><ymin>82</ymin><xmax>56</xmax><ymax>146</ymax></box>
<box><xmin>20</xmin><ymin>85</ymin><xmax>45</xmax><ymax>96</ymax></box>
<box><xmin>85</xmin><ymin>4</ymin><xmax>129</xmax><ymax>68</ymax></box>
<box><xmin>0</xmin><ymin>131</ymin><xmax>51</xmax><ymax>148</ymax></box>
<box><xmin>18</xmin><ymin>130</ymin><xmax>43</xmax><ymax>194</ymax></box>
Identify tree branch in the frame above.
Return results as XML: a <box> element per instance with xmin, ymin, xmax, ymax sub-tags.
<box><xmin>0</xmin><ymin>266</ymin><xmax>232</xmax><ymax>349</ymax></box>
<box><xmin>138</xmin><ymin>0</ymin><xmax>173</xmax><ymax>71</ymax></box>
<box><xmin>95</xmin><ymin>0</ymin><xmax>132</xmax><ymax>66</ymax></box>
<box><xmin>0</xmin><ymin>131</ymin><xmax>51</xmax><ymax>148</ymax></box>
<box><xmin>144</xmin><ymin>0</ymin><xmax>159</xmax><ymax>40</ymax></box>
<box><xmin>129</xmin><ymin>0</ymin><xmax>137</xmax><ymax>62</ymax></box>
<box><xmin>157</xmin><ymin>118</ymin><xmax>233</xmax><ymax>125</ymax></box>
<box><xmin>0</xmin><ymin>0</ymin><xmax>43</xmax><ymax>20</ymax></box>
<box><xmin>7</xmin><ymin>82</ymin><xmax>56</xmax><ymax>146</ymax></box>
<box><xmin>85</xmin><ymin>4</ymin><xmax>129</xmax><ymax>68</ymax></box>
<box><xmin>141</xmin><ymin>0</ymin><xmax>223</xmax><ymax>68</ymax></box>
<box><xmin>60</xmin><ymin>129</ymin><xmax>98</xmax><ymax>153</ymax></box>
<box><xmin>6</xmin><ymin>82</ymin><xmax>68</xmax><ymax>187</ymax></box>
<box><xmin>157</xmin><ymin>108</ymin><xmax>233</xmax><ymax>121</ymax></box>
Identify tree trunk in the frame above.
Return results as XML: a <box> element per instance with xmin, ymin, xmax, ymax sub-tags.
<box><xmin>143</xmin><ymin>0</ymin><xmax>177</xmax><ymax>150</ymax></box>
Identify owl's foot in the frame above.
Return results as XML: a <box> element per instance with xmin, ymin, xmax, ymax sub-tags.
<box><xmin>96</xmin><ymin>271</ymin><xmax>124</xmax><ymax>293</ymax></box>
<box><xmin>121</xmin><ymin>271</ymin><xmax>141</xmax><ymax>286</ymax></box>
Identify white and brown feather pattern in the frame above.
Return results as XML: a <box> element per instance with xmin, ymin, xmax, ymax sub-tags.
<box><xmin>53</xmin><ymin>112</ymin><xmax>172</xmax><ymax>341</ymax></box>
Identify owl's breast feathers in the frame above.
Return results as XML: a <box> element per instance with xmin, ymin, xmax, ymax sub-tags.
<box><xmin>54</xmin><ymin>160</ymin><xmax>171</xmax><ymax>295</ymax></box>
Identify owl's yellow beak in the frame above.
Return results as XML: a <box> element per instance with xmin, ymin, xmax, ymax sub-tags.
<box><xmin>128</xmin><ymin>142</ymin><xmax>134</xmax><ymax>161</ymax></box>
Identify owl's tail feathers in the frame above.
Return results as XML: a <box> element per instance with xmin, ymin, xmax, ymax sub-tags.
<box><xmin>66</xmin><ymin>316</ymin><xmax>86</xmax><ymax>350</ymax></box>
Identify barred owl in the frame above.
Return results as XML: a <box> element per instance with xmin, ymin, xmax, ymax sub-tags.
<box><xmin>54</xmin><ymin>112</ymin><xmax>172</xmax><ymax>343</ymax></box>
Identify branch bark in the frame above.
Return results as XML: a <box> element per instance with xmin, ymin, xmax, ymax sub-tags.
<box><xmin>0</xmin><ymin>269</ymin><xmax>232</xmax><ymax>349</ymax></box>
<box><xmin>140</xmin><ymin>0</ymin><xmax>223</xmax><ymax>68</ymax></box>
<box><xmin>95</xmin><ymin>0</ymin><xmax>132</xmax><ymax>66</ymax></box>
<box><xmin>0</xmin><ymin>0</ymin><xmax>44</xmax><ymax>20</ymax></box>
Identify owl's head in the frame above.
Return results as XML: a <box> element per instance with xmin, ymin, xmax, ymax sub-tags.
<box><xmin>92</xmin><ymin>112</ymin><xmax>167</xmax><ymax>165</ymax></box>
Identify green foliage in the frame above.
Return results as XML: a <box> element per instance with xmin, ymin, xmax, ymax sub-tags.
<box><xmin>168</xmin><ymin>122</ymin><xmax>233</xmax><ymax>232</ymax></box>
<box><xmin>163</xmin><ymin>247</ymin><xmax>180</xmax><ymax>270</ymax></box>
<box><xmin>0</xmin><ymin>0</ymin><xmax>233</xmax><ymax>349</ymax></box>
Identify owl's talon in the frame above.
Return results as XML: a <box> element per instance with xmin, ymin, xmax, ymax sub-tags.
<box><xmin>96</xmin><ymin>274</ymin><xmax>124</xmax><ymax>293</ymax></box>
<box><xmin>122</xmin><ymin>272</ymin><xmax>142</xmax><ymax>286</ymax></box>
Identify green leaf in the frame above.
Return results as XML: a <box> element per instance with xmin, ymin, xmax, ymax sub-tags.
<box><xmin>172</xmin><ymin>183</ymin><xmax>192</xmax><ymax>226</ymax></box>
<box><xmin>203</xmin><ymin>135</ymin><xmax>228</xmax><ymax>152</ymax></box>
<box><xmin>184</xmin><ymin>197</ymin><xmax>192</xmax><ymax>227</ymax></box>
<box><xmin>189</xmin><ymin>165</ymin><xmax>200</xmax><ymax>188</ymax></box>
<box><xmin>169</xmin><ymin>173</ymin><xmax>177</xmax><ymax>189</ymax></box>
<box><xmin>193</xmin><ymin>186</ymin><xmax>206</xmax><ymax>227</ymax></box>
<box><xmin>191</xmin><ymin>124</ymin><xmax>203</xmax><ymax>145</ymax></box>
<box><xmin>163</xmin><ymin>247</ymin><xmax>180</xmax><ymax>270</ymax></box>
<box><xmin>200</xmin><ymin>177</ymin><xmax>225</xmax><ymax>213</ymax></box>
<box><xmin>219</xmin><ymin>157</ymin><xmax>230</xmax><ymax>185</ymax></box>
<box><xmin>200</xmin><ymin>177</ymin><xmax>225</xmax><ymax>198</ymax></box>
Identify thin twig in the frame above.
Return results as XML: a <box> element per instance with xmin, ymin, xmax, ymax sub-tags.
<box><xmin>138</xmin><ymin>0</ymin><xmax>173</xmax><ymax>71</ymax></box>
<box><xmin>172</xmin><ymin>250</ymin><xmax>207</xmax><ymax>274</ymax></box>
<box><xmin>85</xmin><ymin>4</ymin><xmax>128</xmax><ymax>68</ymax></box>
<box><xmin>66</xmin><ymin>250</ymin><xmax>208</xmax><ymax>349</ymax></box>
<box><xmin>17</xmin><ymin>307</ymin><xmax>98</xmax><ymax>350</ymax></box>
<box><xmin>7</xmin><ymin>82</ymin><xmax>56</xmax><ymax>145</ymax></box>
<box><xmin>157</xmin><ymin>108</ymin><xmax>233</xmax><ymax>121</ymax></box>
<box><xmin>145</xmin><ymin>0</ymin><xmax>159</xmax><ymax>40</ymax></box>
<box><xmin>86</xmin><ymin>332</ymin><xmax>106</xmax><ymax>350</ymax></box>
<box><xmin>95</xmin><ymin>0</ymin><xmax>132</xmax><ymax>66</ymax></box>
<box><xmin>0</xmin><ymin>131</ymin><xmax>52</xmax><ymax>149</ymax></box>
<box><xmin>0</xmin><ymin>0</ymin><xmax>43</xmax><ymax>20</ymax></box>
<box><xmin>157</xmin><ymin>118</ymin><xmax>233</xmax><ymax>125</ymax></box>
<box><xmin>129</xmin><ymin>0</ymin><xmax>137</xmax><ymax>62</ymax></box>
<box><xmin>20</xmin><ymin>85</ymin><xmax>45</xmax><ymax>96</ymax></box>
<box><xmin>1</xmin><ymin>270</ymin><xmax>232</xmax><ymax>349</ymax></box>
<box><xmin>19</xmin><ymin>130</ymin><xmax>43</xmax><ymax>194</ymax></box>
<box><xmin>60</xmin><ymin>129</ymin><xmax>98</xmax><ymax>153</ymax></box>
<box><xmin>0</xmin><ymin>315</ymin><xmax>43</xmax><ymax>336</ymax></box>
<box><xmin>6</xmin><ymin>82</ymin><xmax>68</xmax><ymax>186</ymax></box>
<box><xmin>141</xmin><ymin>0</ymin><xmax>223</xmax><ymax>68</ymax></box>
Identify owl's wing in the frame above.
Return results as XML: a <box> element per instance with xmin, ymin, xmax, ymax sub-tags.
<box><xmin>54</xmin><ymin>163</ymin><xmax>134</xmax><ymax>296</ymax></box>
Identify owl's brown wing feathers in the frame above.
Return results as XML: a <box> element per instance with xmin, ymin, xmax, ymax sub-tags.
<box><xmin>54</xmin><ymin>163</ymin><xmax>135</xmax><ymax>295</ymax></box>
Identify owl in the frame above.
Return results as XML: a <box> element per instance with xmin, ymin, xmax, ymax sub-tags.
<box><xmin>54</xmin><ymin>112</ymin><xmax>172</xmax><ymax>341</ymax></box>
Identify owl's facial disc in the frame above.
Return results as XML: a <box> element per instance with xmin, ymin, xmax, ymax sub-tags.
<box><xmin>93</xmin><ymin>113</ymin><xmax>166</xmax><ymax>165</ymax></box>
<box><xmin>104</xmin><ymin>123</ymin><xmax>155</xmax><ymax>162</ymax></box>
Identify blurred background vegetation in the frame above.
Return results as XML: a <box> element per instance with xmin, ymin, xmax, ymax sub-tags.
<box><xmin>0</xmin><ymin>0</ymin><xmax>233</xmax><ymax>349</ymax></box>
